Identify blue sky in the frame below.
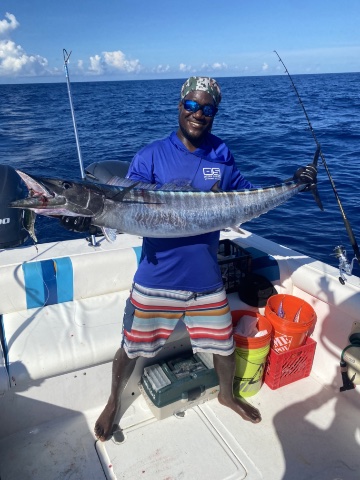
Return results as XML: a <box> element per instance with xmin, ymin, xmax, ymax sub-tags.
<box><xmin>0</xmin><ymin>0</ymin><xmax>359</xmax><ymax>83</ymax></box>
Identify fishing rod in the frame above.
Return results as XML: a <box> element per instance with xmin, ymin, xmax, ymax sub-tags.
<box><xmin>63</xmin><ymin>49</ymin><xmax>98</xmax><ymax>247</ymax></box>
<box><xmin>274</xmin><ymin>50</ymin><xmax>360</xmax><ymax>282</ymax></box>
<box><xmin>63</xmin><ymin>49</ymin><xmax>86</xmax><ymax>180</ymax></box>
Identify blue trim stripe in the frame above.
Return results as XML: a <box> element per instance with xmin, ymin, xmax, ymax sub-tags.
<box><xmin>22</xmin><ymin>257</ymin><xmax>74</xmax><ymax>309</ymax></box>
<box><xmin>23</xmin><ymin>261</ymin><xmax>46</xmax><ymax>308</ymax></box>
<box><xmin>133</xmin><ymin>246</ymin><xmax>143</xmax><ymax>265</ymax></box>
<box><xmin>41</xmin><ymin>260</ymin><xmax>58</xmax><ymax>305</ymax></box>
<box><xmin>54</xmin><ymin>257</ymin><xmax>73</xmax><ymax>303</ymax></box>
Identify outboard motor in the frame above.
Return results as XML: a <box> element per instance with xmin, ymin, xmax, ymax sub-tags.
<box><xmin>85</xmin><ymin>160</ymin><xmax>130</xmax><ymax>184</ymax></box>
<box><xmin>0</xmin><ymin>165</ymin><xmax>28</xmax><ymax>248</ymax></box>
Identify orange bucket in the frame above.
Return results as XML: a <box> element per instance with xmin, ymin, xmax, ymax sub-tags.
<box><xmin>232</xmin><ymin>310</ymin><xmax>273</xmax><ymax>349</ymax></box>
<box><xmin>265</xmin><ymin>294</ymin><xmax>316</xmax><ymax>353</ymax></box>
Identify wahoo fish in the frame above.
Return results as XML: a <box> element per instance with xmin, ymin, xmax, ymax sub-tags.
<box><xmin>10</xmin><ymin>165</ymin><xmax>320</xmax><ymax>239</ymax></box>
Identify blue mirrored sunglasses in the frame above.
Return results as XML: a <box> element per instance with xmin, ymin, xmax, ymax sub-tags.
<box><xmin>182</xmin><ymin>99</ymin><xmax>218</xmax><ymax>118</ymax></box>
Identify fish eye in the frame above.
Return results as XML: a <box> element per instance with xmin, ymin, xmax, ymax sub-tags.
<box><xmin>62</xmin><ymin>182</ymin><xmax>72</xmax><ymax>190</ymax></box>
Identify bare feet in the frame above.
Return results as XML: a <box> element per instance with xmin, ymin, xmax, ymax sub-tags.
<box><xmin>217</xmin><ymin>392</ymin><xmax>262</xmax><ymax>424</ymax></box>
<box><xmin>213</xmin><ymin>352</ymin><xmax>262</xmax><ymax>424</ymax></box>
<box><xmin>94</xmin><ymin>348</ymin><xmax>137</xmax><ymax>441</ymax></box>
<box><xmin>94</xmin><ymin>400</ymin><xmax>118</xmax><ymax>441</ymax></box>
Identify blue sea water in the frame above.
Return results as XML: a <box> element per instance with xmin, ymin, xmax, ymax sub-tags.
<box><xmin>1</xmin><ymin>73</ymin><xmax>360</xmax><ymax>272</ymax></box>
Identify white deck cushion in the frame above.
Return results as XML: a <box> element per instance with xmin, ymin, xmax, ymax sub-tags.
<box><xmin>4</xmin><ymin>292</ymin><xmax>128</xmax><ymax>384</ymax></box>
<box><xmin>0</xmin><ymin>246</ymin><xmax>141</xmax><ymax>315</ymax></box>
<box><xmin>0</xmin><ymin>264</ymin><xmax>27</xmax><ymax>315</ymax></box>
<box><xmin>0</xmin><ymin>245</ymin><xmax>142</xmax><ymax>384</ymax></box>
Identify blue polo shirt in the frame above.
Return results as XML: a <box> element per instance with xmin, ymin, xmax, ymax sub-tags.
<box><xmin>127</xmin><ymin>131</ymin><xmax>253</xmax><ymax>292</ymax></box>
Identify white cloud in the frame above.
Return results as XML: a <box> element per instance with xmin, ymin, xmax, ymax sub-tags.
<box><xmin>87</xmin><ymin>50</ymin><xmax>141</xmax><ymax>75</ymax></box>
<box><xmin>0</xmin><ymin>39</ymin><xmax>49</xmax><ymax>76</ymax></box>
<box><xmin>153</xmin><ymin>64</ymin><xmax>170</xmax><ymax>73</ymax></box>
<box><xmin>179</xmin><ymin>63</ymin><xmax>192</xmax><ymax>72</ymax></box>
<box><xmin>0</xmin><ymin>12</ymin><xmax>142</xmax><ymax>80</ymax></box>
<box><xmin>198</xmin><ymin>62</ymin><xmax>228</xmax><ymax>72</ymax></box>
<box><xmin>212</xmin><ymin>62</ymin><xmax>227</xmax><ymax>70</ymax></box>
<box><xmin>0</xmin><ymin>12</ymin><xmax>19</xmax><ymax>35</ymax></box>
<box><xmin>103</xmin><ymin>50</ymin><xmax>141</xmax><ymax>73</ymax></box>
<box><xmin>262</xmin><ymin>62</ymin><xmax>269</xmax><ymax>71</ymax></box>
<box><xmin>89</xmin><ymin>54</ymin><xmax>103</xmax><ymax>74</ymax></box>
<box><xmin>0</xmin><ymin>13</ymin><xmax>50</xmax><ymax>77</ymax></box>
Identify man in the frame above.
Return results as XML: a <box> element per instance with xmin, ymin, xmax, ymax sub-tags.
<box><xmin>92</xmin><ymin>76</ymin><xmax>316</xmax><ymax>441</ymax></box>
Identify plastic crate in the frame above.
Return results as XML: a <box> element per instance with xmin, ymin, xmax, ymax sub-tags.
<box><xmin>264</xmin><ymin>337</ymin><xmax>316</xmax><ymax>390</ymax></box>
<box><xmin>217</xmin><ymin>239</ymin><xmax>252</xmax><ymax>293</ymax></box>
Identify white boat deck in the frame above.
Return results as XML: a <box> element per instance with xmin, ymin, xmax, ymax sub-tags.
<box><xmin>0</xmin><ymin>370</ymin><xmax>359</xmax><ymax>480</ymax></box>
<box><xmin>1</xmin><ymin>231</ymin><xmax>360</xmax><ymax>479</ymax></box>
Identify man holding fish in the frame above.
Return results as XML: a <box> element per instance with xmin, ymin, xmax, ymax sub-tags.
<box><xmin>91</xmin><ymin>77</ymin><xmax>317</xmax><ymax>441</ymax></box>
<box><xmin>10</xmin><ymin>76</ymin><xmax>317</xmax><ymax>440</ymax></box>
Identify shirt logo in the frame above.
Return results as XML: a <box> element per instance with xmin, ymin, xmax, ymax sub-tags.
<box><xmin>203</xmin><ymin>167</ymin><xmax>221</xmax><ymax>181</ymax></box>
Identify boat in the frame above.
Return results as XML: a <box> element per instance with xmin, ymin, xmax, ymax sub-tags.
<box><xmin>1</xmin><ymin>58</ymin><xmax>359</xmax><ymax>476</ymax></box>
<box><xmin>0</xmin><ymin>209</ymin><xmax>359</xmax><ymax>479</ymax></box>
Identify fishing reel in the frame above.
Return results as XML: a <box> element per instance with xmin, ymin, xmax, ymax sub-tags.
<box><xmin>340</xmin><ymin>321</ymin><xmax>360</xmax><ymax>392</ymax></box>
<box><xmin>332</xmin><ymin>245</ymin><xmax>356</xmax><ymax>285</ymax></box>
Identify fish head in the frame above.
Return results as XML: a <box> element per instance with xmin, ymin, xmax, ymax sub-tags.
<box><xmin>10</xmin><ymin>171</ymin><xmax>105</xmax><ymax>217</ymax></box>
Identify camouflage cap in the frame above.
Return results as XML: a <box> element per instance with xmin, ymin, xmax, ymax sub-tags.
<box><xmin>180</xmin><ymin>76</ymin><xmax>222</xmax><ymax>106</ymax></box>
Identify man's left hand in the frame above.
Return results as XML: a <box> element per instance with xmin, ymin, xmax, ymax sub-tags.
<box><xmin>293</xmin><ymin>164</ymin><xmax>317</xmax><ymax>191</ymax></box>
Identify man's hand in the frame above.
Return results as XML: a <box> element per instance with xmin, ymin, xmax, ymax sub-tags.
<box><xmin>294</xmin><ymin>163</ymin><xmax>317</xmax><ymax>191</ymax></box>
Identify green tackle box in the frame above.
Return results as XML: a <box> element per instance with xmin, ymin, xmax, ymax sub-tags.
<box><xmin>139</xmin><ymin>352</ymin><xmax>219</xmax><ymax>418</ymax></box>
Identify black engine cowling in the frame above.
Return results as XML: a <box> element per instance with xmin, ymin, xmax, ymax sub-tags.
<box><xmin>85</xmin><ymin>160</ymin><xmax>130</xmax><ymax>184</ymax></box>
<box><xmin>0</xmin><ymin>165</ymin><xmax>28</xmax><ymax>248</ymax></box>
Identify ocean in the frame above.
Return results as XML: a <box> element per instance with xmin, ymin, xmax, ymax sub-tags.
<box><xmin>1</xmin><ymin>73</ymin><xmax>359</xmax><ymax>273</ymax></box>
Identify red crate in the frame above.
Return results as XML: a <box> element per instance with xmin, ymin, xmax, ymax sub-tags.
<box><xmin>264</xmin><ymin>337</ymin><xmax>317</xmax><ymax>390</ymax></box>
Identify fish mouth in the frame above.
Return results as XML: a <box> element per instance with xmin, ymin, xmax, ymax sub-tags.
<box><xmin>10</xmin><ymin>171</ymin><xmax>67</xmax><ymax>209</ymax></box>
<box><xmin>16</xmin><ymin>170</ymin><xmax>55</xmax><ymax>196</ymax></box>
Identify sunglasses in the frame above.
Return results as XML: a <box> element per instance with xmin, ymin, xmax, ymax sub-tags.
<box><xmin>182</xmin><ymin>99</ymin><xmax>218</xmax><ymax>118</ymax></box>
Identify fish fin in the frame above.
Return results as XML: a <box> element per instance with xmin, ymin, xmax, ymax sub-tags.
<box><xmin>159</xmin><ymin>182</ymin><xmax>198</xmax><ymax>192</ymax></box>
<box><xmin>310</xmin><ymin>185</ymin><xmax>324</xmax><ymax>211</ymax></box>
<box><xmin>105</xmin><ymin>177</ymin><xmax>197</xmax><ymax>192</ymax></box>
<box><xmin>108</xmin><ymin>182</ymin><xmax>141</xmax><ymax>201</ymax></box>
<box><xmin>104</xmin><ymin>180</ymin><xmax>163</xmax><ymax>205</ymax></box>
<box><xmin>230</xmin><ymin>225</ymin><xmax>246</xmax><ymax>235</ymax></box>
<box><xmin>23</xmin><ymin>210</ymin><xmax>38</xmax><ymax>243</ymax></box>
<box><xmin>296</xmin><ymin>180</ymin><xmax>324</xmax><ymax>211</ymax></box>
<box><xmin>106</xmin><ymin>177</ymin><xmax>157</xmax><ymax>190</ymax></box>
<box><xmin>106</xmin><ymin>176</ymin><xmax>131</xmax><ymax>186</ymax></box>
<box><xmin>211</xmin><ymin>181</ymin><xmax>223</xmax><ymax>192</ymax></box>
<box><xmin>102</xmin><ymin>227</ymin><xmax>117</xmax><ymax>242</ymax></box>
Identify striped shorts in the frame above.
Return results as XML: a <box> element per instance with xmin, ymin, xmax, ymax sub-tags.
<box><xmin>121</xmin><ymin>283</ymin><xmax>235</xmax><ymax>359</ymax></box>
